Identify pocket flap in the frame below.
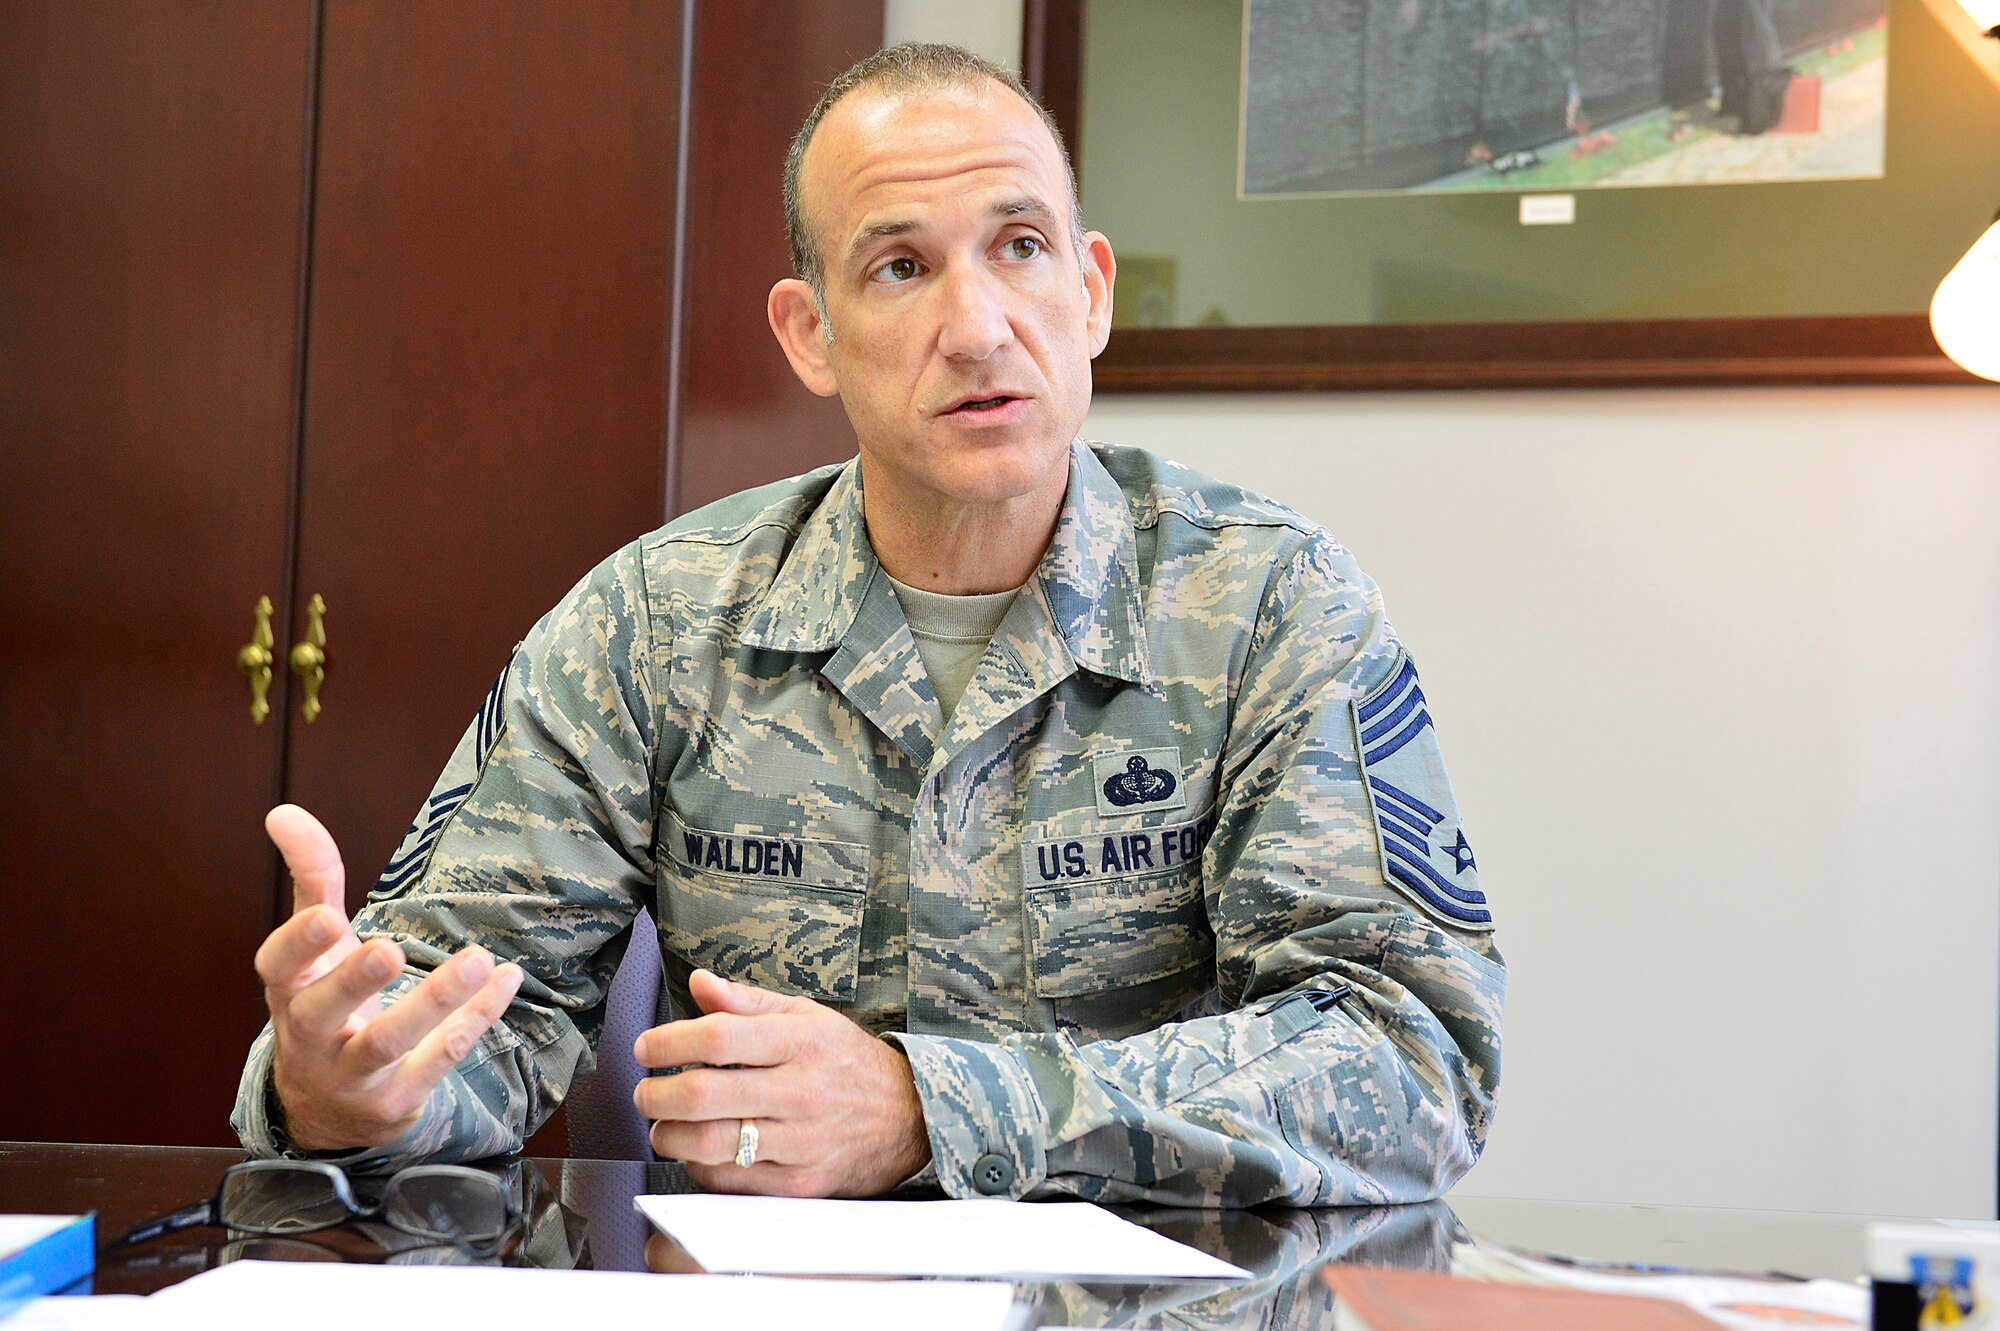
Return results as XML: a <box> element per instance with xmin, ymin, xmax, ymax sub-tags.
<box><xmin>658</xmin><ymin>811</ymin><xmax>869</xmax><ymax>1003</ymax></box>
<box><xmin>1026</xmin><ymin>873</ymin><xmax>1209</xmax><ymax>998</ymax></box>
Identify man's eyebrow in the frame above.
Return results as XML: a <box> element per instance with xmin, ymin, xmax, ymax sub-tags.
<box><xmin>846</xmin><ymin>219</ymin><xmax>917</xmax><ymax>265</ymax></box>
<box><xmin>993</xmin><ymin>197</ymin><xmax>1057</xmax><ymax>227</ymax></box>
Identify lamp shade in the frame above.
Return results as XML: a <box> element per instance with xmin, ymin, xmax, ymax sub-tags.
<box><xmin>1931</xmin><ymin>218</ymin><xmax>2000</xmax><ymax>382</ymax></box>
<box><xmin>1957</xmin><ymin>0</ymin><xmax>2000</xmax><ymax>31</ymax></box>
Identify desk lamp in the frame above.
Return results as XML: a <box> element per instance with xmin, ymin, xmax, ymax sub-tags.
<box><xmin>1930</xmin><ymin>3</ymin><xmax>2000</xmax><ymax>380</ymax></box>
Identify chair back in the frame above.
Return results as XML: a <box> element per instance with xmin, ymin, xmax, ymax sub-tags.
<box><xmin>564</xmin><ymin>908</ymin><xmax>669</xmax><ymax>1160</ymax></box>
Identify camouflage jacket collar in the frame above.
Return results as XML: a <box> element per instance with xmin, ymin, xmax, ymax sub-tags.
<box><xmin>737</xmin><ymin>458</ymin><xmax>874</xmax><ymax>652</ymax></box>
<box><xmin>739</xmin><ymin>439</ymin><xmax>1152</xmax><ymax>688</ymax></box>
<box><xmin>1036</xmin><ymin>438</ymin><xmax>1151</xmax><ymax>686</ymax></box>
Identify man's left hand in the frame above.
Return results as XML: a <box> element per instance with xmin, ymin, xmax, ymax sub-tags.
<box><xmin>633</xmin><ymin>969</ymin><xmax>932</xmax><ymax>1197</ymax></box>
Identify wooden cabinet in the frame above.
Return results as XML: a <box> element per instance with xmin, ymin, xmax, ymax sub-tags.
<box><xmin>0</xmin><ymin>0</ymin><xmax>879</xmax><ymax>1148</ymax></box>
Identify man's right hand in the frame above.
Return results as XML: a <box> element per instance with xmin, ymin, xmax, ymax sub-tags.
<box><xmin>254</xmin><ymin>804</ymin><xmax>524</xmax><ymax>1151</ymax></box>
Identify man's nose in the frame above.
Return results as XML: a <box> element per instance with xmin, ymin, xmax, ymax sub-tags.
<box><xmin>935</xmin><ymin>264</ymin><xmax>1011</xmax><ymax>361</ymax></box>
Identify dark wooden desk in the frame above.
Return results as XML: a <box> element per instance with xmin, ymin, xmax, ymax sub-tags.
<box><xmin>0</xmin><ymin>1141</ymin><xmax>1886</xmax><ymax>1329</ymax></box>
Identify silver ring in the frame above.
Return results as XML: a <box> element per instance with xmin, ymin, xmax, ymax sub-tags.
<box><xmin>735</xmin><ymin>1118</ymin><xmax>760</xmax><ymax>1169</ymax></box>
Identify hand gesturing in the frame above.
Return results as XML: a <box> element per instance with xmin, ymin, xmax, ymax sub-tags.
<box><xmin>254</xmin><ymin>804</ymin><xmax>524</xmax><ymax>1150</ymax></box>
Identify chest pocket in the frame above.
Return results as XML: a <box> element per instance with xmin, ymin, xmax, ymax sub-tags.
<box><xmin>657</xmin><ymin>810</ymin><xmax>870</xmax><ymax>1004</ymax></box>
<box><xmin>1022</xmin><ymin>805</ymin><xmax>1219</xmax><ymax>1038</ymax></box>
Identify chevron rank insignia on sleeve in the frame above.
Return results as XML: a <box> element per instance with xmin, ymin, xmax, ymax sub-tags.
<box><xmin>1352</xmin><ymin>654</ymin><xmax>1491</xmax><ymax>930</ymax></box>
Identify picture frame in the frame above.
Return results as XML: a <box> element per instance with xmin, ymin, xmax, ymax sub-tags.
<box><xmin>1022</xmin><ymin>0</ymin><xmax>1992</xmax><ymax>391</ymax></box>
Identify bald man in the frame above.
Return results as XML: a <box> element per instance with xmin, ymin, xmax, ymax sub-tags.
<box><xmin>235</xmin><ymin>44</ymin><xmax>1504</xmax><ymax>1206</ymax></box>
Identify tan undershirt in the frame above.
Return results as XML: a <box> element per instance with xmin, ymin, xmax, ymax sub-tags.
<box><xmin>884</xmin><ymin>573</ymin><xmax>1022</xmax><ymax>723</ymax></box>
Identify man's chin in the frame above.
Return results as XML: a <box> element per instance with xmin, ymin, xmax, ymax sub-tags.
<box><xmin>930</xmin><ymin>438</ymin><xmax>1070</xmax><ymax>504</ymax></box>
<box><xmin>856</xmin><ymin>421</ymin><xmax>1072</xmax><ymax>511</ymax></box>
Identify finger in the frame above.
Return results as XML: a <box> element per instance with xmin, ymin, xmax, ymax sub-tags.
<box><xmin>644</xmin><ymin>1232</ymin><xmax>708</xmax><ymax>1275</ymax></box>
<box><xmin>687</xmin><ymin>969</ymin><xmax>812</xmax><ymax>1018</ymax></box>
<box><xmin>287</xmin><ymin>936</ymin><xmax>405</xmax><ymax>1041</ymax></box>
<box><xmin>387</xmin><ymin>962</ymin><xmax>525</xmax><ymax>1096</ymax></box>
<box><xmin>634</xmin><ymin>1064</ymin><xmax>778</xmax><ymax>1126</ymax></box>
<box><xmin>254</xmin><ymin>895</ymin><xmax>360</xmax><ymax>991</ymax></box>
<box><xmin>648</xmin><ymin>1111</ymin><xmax>789</xmax><ymax>1168</ymax></box>
<box><xmin>266</xmin><ymin>805</ymin><xmax>347</xmax><ymax>917</ymax></box>
<box><xmin>339</xmin><ymin>946</ymin><xmax>496</xmax><ymax>1071</ymax></box>
<box><xmin>684</xmin><ymin>1159</ymin><xmax>819</xmax><ymax>1198</ymax></box>
<box><xmin>634</xmin><ymin>1011</ymin><xmax>795</xmax><ymax>1071</ymax></box>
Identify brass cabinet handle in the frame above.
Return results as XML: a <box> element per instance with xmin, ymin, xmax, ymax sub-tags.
<box><xmin>236</xmin><ymin>595</ymin><xmax>276</xmax><ymax>725</ymax></box>
<box><xmin>289</xmin><ymin>593</ymin><xmax>328</xmax><ymax>723</ymax></box>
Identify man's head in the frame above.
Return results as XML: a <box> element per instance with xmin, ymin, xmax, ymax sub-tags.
<box><xmin>767</xmin><ymin>43</ymin><xmax>1115</xmax><ymax>528</ymax></box>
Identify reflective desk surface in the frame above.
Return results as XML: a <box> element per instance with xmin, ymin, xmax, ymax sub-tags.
<box><xmin>0</xmin><ymin>1141</ymin><xmax>1906</xmax><ymax>1328</ymax></box>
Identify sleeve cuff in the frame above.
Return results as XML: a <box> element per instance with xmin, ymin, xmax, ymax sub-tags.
<box><xmin>230</xmin><ymin>1021</ymin><xmax>453</xmax><ymax>1173</ymax></box>
<box><xmin>231</xmin><ymin>1023</ymin><xmax>287</xmax><ymax>1157</ymax></box>
<box><xmin>884</xmin><ymin>1032</ymin><xmax>1048</xmax><ymax>1200</ymax></box>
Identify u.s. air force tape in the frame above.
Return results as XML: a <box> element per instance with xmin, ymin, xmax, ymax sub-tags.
<box><xmin>1352</xmin><ymin>653</ymin><xmax>1492</xmax><ymax>930</ymax></box>
<box><xmin>1022</xmin><ymin>804</ymin><xmax>1218</xmax><ymax>886</ymax></box>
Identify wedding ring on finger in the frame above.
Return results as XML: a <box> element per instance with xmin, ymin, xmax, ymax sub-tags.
<box><xmin>735</xmin><ymin>1118</ymin><xmax>760</xmax><ymax>1169</ymax></box>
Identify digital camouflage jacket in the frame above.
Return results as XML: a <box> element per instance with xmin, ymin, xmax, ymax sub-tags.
<box><xmin>234</xmin><ymin>440</ymin><xmax>1504</xmax><ymax>1205</ymax></box>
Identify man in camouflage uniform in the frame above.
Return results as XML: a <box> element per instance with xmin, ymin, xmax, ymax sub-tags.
<box><xmin>235</xmin><ymin>44</ymin><xmax>1503</xmax><ymax>1206</ymax></box>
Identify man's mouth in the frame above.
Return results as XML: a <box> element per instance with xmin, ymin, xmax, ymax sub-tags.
<box><xmin>947</xmin><ymin>394</ymin><xmax>1020</xmax><ymax>414</ymax></box>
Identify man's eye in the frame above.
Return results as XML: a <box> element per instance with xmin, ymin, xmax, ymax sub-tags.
<box><xmin>1002</xmin><ymin>236</ymin><xmax>1044</xmax><ymax>260</ymax></box>
<box><xmin>871</xmin><ymin>257</ymin><xmax>921</xmax><ymax>283</ymax></box>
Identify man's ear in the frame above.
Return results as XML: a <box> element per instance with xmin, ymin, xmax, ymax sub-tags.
<box><xmin>768</xmin><ymin>278</ymin><xmax>839</xmax><ymax>398</ymax></box>
<box><xmin>1080</xmin><ymin>232</ymin><xmax>1116</xmax><ymax>357</ymax></box>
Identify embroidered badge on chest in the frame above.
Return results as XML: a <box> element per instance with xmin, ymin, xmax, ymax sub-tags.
<box><xmin>1091</xmin><ymin>747</ymin><xmax>1188</xmax><ymax>817</ymax></box>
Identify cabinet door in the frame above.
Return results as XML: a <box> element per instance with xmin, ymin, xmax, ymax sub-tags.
<box><xmin>670</xmin><ymin>2</ymin><xmax>885</xmax><ymax>513</ymax></box>
<box><xmin>283</xmin><ymin>0</ymin><xmax>680</xmax><ymax>901</ymax></box>
<box><xmin>0</xmin><ymin>3</ymin><xmax>315</xmax><ymax>1144</ymax></box>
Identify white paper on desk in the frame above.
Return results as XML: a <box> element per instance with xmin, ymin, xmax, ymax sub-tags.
<box><xmin>143</xmin><ymin>1260</ymin><xmax>1020</xmax><ymax>1331</ymax></box>
<box><xmin>0</xmin><ymin>1295</ymin><xmax>149</xmax><ymax>1330</ymax></box>
<box><xmin>634</xmin><ymin>1193</ymin><xmax>1252</xmax><ymax>1281</ymax></box>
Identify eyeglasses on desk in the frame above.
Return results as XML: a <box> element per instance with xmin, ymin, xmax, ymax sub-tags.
<box><xmin>106</xmin><ymin>1159</ymin><xmax>521</xmax><ymax>1261</ymax></box>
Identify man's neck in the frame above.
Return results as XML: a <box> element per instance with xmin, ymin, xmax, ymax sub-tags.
<box><xmin>861</xmin><ymin>475</ymin><xmax>1064</xmax><ymax>595</ymax></box>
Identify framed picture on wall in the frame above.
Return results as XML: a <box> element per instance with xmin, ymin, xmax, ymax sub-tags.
<box><xmin>1023</xmin><ymin>0</ymin><xmax>2000</xmax><ymax>390</ymax></box>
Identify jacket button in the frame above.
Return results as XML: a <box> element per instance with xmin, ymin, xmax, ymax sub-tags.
<box><xmin>971</xmin><ymin>1152</ymin><xmax>1015</xmax><ymax>1195</ymax></box>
